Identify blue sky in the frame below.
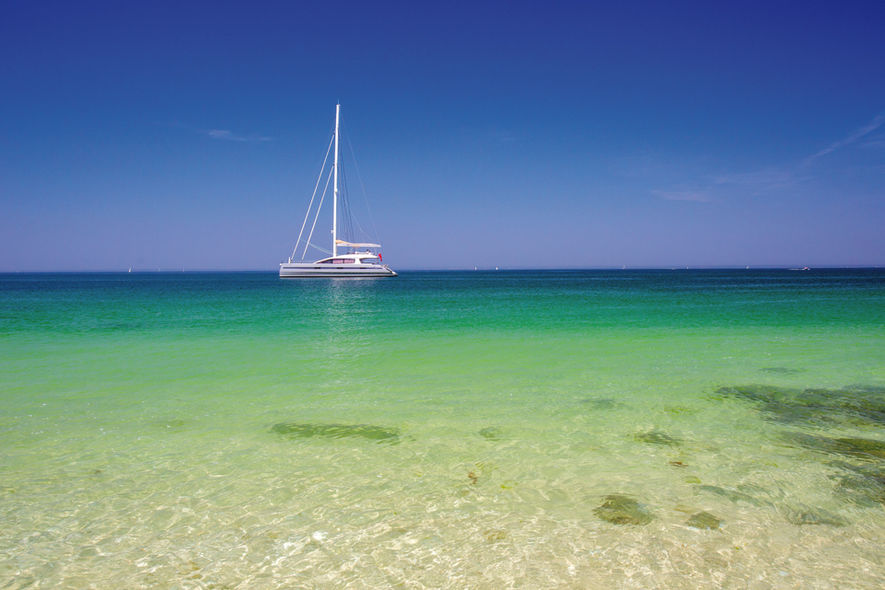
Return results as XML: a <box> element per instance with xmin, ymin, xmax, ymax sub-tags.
<box><xmin>1</xmin><ymin>0</ymin><xmax>883</xmax><ymax>270</ymax></box>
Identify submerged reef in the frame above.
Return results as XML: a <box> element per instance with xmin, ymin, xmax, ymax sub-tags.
<box><xmin>686</xmin><ymin>511</ymin><xmax>721</xmax><ymax>530</ymax></box>
<box><xmin>781</xmin><ymin>432</ymin><xmax>885</xmax><ymax>461</ymax></box>
<box><xmin>831</xmin><ymin>462</ymin><xmax>885</xmax><ymax>507</ymax></box>
<box><xmin>580</xmin><ymin>398</ymin><xmax>624</xmax><ymax>410</ymax></box>
<box><xmin>716</xmin><ymin>382</ymin><xmax>885</xmax><ymax>510</ymax></box>
<box><xmin>715</xmin><ymin>383</ymin><xmax>885</xmax><ymax>428</ymax></box>
<box><xmin>478</xmin><ymin>427</ymin><xmax>503</xmax><ymax>441</ymax></box>
<box><xmin>593</xmin><ymin>494</ymin><xmax>654</xmax><ymax>525</ymax></box>
<box><xmin>634</xmin><ymin>430</ymin><xmax>682</xmax><ymax>446</ymax></box>
<box><xmin>782</xmin><ymin>507</ymin><xmax>848</xmax><ymax>527</ymax></box>
<box><xmin>713</xmin><ymin>382</ymin><xmax>885</xmax><ymax>521</ymax></box>
<box><xmin>694</xmin><ymin>485</ymin><xmax>767</xmax><ymax>506</ymax></box>
<box><xmin>271</xmin><ymin>422</ymin><xmax>400</xmax><ymax>443</ymax></box>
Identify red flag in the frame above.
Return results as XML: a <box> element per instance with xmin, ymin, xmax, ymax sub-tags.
<box><xmin>379</xmin><ymin>253</ymin><xmax>382</xmax><ymax>262</ymax></box>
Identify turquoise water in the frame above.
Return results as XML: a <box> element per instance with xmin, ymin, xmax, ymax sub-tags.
<box><xmin>2</xmin><ymin>270</ymin><xmax>884</xmax><ymax>588</ymax></box>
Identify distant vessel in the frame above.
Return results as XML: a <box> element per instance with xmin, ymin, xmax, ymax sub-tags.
<box><xmin>279</xmin><ymin>104</ymin><xmax>396</xmax><ymax>278</ymax></box>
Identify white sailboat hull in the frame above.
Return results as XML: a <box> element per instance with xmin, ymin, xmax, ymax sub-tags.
<box><xmin>279</xmin><ymin>263</ymin><xmax>397</xmax><ymax>278</ymax></box>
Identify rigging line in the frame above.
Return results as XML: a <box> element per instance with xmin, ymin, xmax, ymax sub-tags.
<box><xmin>345</xmin><ymin>167</ymin><xmax>364</xmax><ymax>241</ymax></box>
<box><xmin>307</xmin><ymin>244</ymin><xmax>332</xmax><ymax>255</ymax></box>
<box><xmin>338</xmin><ymin>145</ymin><xmax>370</xmax><ymax>243</ymax></box>
<box><xmin>336</xmin><ymin>145</ymin><xmax>355</xmax><ymax>243</ymax></box>
<box><xmin>339</xmin><ymin>164</ymin><xmax>356</xmax><ymax>242</ymax></box>
<box><xmin>290</xmin><ymin>134</ymin><xmax>335</xmax><ymax>261</ymax></box>
<box><xmin>302</xmin><ymin>166</ymin><xmax>334</xmax><ymax>261</ymax></box>
<box><xmin>343</xmin><ymin>128</ymin><xmax>381</xmax><ymax>242</ymax></box>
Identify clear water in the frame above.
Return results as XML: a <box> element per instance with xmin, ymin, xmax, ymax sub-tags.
<box><xmin>2</xmin><ymin>270</ymin><xmax>884</xmax><ymax>588</ymax></box>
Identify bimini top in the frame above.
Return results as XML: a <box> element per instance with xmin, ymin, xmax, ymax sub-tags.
<box><xmin>335</xmin><ymin>239</ymin><xmax>381</xmax><ymax>249</ymax></box>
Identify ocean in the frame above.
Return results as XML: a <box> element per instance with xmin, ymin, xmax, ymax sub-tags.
<box><xmin>1</xmin><ymin>269</ymin><xmax>884</xmax><ymax>588</ymax></box>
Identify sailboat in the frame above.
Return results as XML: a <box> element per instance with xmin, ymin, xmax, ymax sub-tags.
<box><xmin>279</xmin><ymin>104</ymin><xmax>397</xmax><ymax>278</ymax></box>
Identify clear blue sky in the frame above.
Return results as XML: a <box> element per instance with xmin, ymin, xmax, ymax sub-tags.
<box><xmin>2</xmin><ymin>0</ymin><xmax>883</xmax><ymax>270</ymax></box>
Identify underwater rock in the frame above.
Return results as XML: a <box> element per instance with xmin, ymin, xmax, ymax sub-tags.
<box><xmin>764</xmin><ymin>400</ymin><xmax>833</xmax><ymax>425</ymax></box>
<box><xmin>831</xmin><ymin>437</ymin><xmax>885</xmax><ymax>459</ymax></box>
<box><xmin>835</xmin><ymin>475</ymin><xmax>885</xmax><ymax>507</ymax></box>
<box><xmin>686</xmin><ymin>511</ymin><xmax>721</xmax><ymax>530</ymax></box>
<box><xmin>717</xmin><ymin>385</ymin><xmax>833</xmax><ymax>425</ymax></box>
<box><xmin>479</xmin><ymin>427</ymin><xmax>503</xmax><ymax>441</ymax></box>
<box><xmin>798</xmin><ymin>387</ymin><xmax>885</xmax><ymax>426</ymax></box>
<box><xmin>593</xmin><ymin>494</ymin><xmax>654</xmax><ymax>525</ymax></box>
<box><xmin>695</xmin><ymin>485</ymin><xmax>764</xmax><ymax>506</ymax></box>
<box><xmin>271</xmin><ymin>422</ymin><xmax>400</xmax><ymax>443</ymax></box>
<box><xmin>780</xmin><ymin>432</ymin><xmax>835</xmax><ymax>454</ymax></box>
<box><xmin>830</xmin><ymin>460</ymin><xmax>885</xmax><ymax>480</ymax></box>
<box><xmin>581</xmin><ymin>398</ymin><xmax>622</xmax><ymax>410</ymax></box>
<box><xmin>634</xmin><ymin>430</ymin><xmax>682</xmax><ymax>446</ymax></box>
<box><xmin>781</xmin><ymin>432</ymin><xmax>885</xmax><ymax>460</ymax></box>
<box><xmin>783</xmin><ymin>507</ymin><xmax>848</xmax><ymax>527</ymax></box>
<box><xmin>716</xmin><ymin>383</ymin><xmax>885</xmax><ymax>428</ymax></box>
<box><xmin>832</xmin><ymin>463</ymin><xmax>885</xmax><ymax>507</ymax></box>
<box><xmin>715</xmin><ymin>384</ymin><xmax>798</xmax><ymax>404</ymax></box>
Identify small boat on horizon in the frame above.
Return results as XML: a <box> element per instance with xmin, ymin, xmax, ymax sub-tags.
<box><xmin>279</xmin><ymin>104</ymin><xmax>396</xmax><ymax>279</ymax></box>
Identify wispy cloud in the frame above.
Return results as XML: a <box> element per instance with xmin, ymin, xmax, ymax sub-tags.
<box><xmin>638</xmin><ymin>111</ymin><xmax>884</xmax><ymax>207</ymax></box>
<box><xmin>654</xmin><ymin>113</ymin><xmax>883</xmax><ymax>201</ymax></box>
<box><xmin>651</xmin><ymin>163</ymin><xmax>799</xmax><ymax>203</ymax></box>
<box><xmin>651</xmin><ymin>167</ymin><xmax>794</xmax><ymax>203</ymax></box>
<box><xmin>861</xmin><ymin>138</ymin><xmax>885</xmax><ymax>149</ymax></box>
<box><xmin>711</xmin><ymin>167</ymin><xmax>801</xmax><ymax>193</ymax></box>
<box><xmin>803</xmin><ymin>113</ymin><xmax>885</xmax><ymax>165</ymax></box>
<box><xmin>204</xmin><ymin>129</ymin><xmax>272</xmax><ymax>142</ymax></box>
<box><xmin>712</xmin><ymin>168</ymin><xmax>785</xmax><ymax>186</ymax></box>
<box><xmin>652</xmin><ymin>189</ymin><xmax>713</xmax><ymax>203</ymax></box>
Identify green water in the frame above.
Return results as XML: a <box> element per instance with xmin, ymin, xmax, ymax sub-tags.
<box><xmin>2</xmin><ymin>270</ymin><xmax>884</xmax><ymax>588</ymax></box>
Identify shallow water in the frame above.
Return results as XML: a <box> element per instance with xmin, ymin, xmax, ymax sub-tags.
<box><xmin>2</xmin><ymin>269</ymin><xmax>884</xmax><ymax>588</ymax></box>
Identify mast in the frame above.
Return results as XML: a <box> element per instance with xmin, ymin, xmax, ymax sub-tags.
<box><xmin>332</xmin><ymin>103</ymin><xmax>340</xmax><ymax>257</ymax></box>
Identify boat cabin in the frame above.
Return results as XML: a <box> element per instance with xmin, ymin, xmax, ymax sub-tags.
<box><xmin>314</xmin><ymin>252</ymin><xmax>382</xmax><ymax>266</ymax></box>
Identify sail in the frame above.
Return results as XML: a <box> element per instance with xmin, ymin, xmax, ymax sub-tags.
<box><xmin>336</xmin><ymin>239</ymin><xmax>381</xmax><ymax>248</ymax></box>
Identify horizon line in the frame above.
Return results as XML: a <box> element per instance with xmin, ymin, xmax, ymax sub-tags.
<box><xmin>2</xmin><ymin>265</ymin><xmax>883</xmax><ymax>274</ymax></box>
